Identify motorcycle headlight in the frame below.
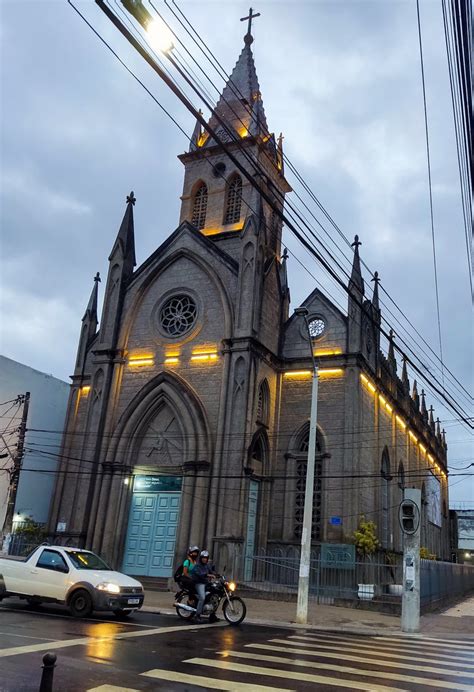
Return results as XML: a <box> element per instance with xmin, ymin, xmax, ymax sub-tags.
<box><xmin>96</xmin><ymin>582</ymin><xmax>121</xmax><ymax>594</ymax></box>
<box><xmin>228</xmin><ymin>581</ymin><xmax>236</xmax><ymax>592</ymax></box>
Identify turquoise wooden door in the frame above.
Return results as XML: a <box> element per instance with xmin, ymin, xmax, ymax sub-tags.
<box><xmin>244</xmin><ymin>480</ymin><xmax>259</xmax><ymax>581</ymax></box>
<box><xmin>122</xmin><ymin>491</ymin><xmax>181</xmax><ymax>577</ymax></box>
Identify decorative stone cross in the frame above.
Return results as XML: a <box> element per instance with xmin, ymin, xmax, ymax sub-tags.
<box><xmin>240</xmin><ymin>7</ymin><xmax>260</xmax><ymax>42</ymax></box>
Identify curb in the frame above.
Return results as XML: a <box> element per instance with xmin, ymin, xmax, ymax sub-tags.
<box><xmin>140</xmin><ymin>605</ymin><xmax>474</xmax><ymax>639</ymax></box>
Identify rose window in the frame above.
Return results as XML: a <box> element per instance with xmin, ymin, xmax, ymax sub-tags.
<box><xmin>159</xmin><ymin>295</ymin><xmax>197</xmax><ymax>337</ymax></box>
<box><xmin>308</xmin><ymin>318</ymin><xmax>325</xmax><ymax>339</ymax></box>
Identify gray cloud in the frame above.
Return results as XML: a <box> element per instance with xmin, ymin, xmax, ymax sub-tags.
<box><xmin>1</xmin><ymin>0</ymin><xmax>471</xmax><ymax>503</ymax></box>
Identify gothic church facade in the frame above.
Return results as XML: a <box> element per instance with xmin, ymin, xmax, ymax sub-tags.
<box><xmin>49</xmin><ymin>26</ymin><xmax>450</xmax><ymax>576</ymax></box>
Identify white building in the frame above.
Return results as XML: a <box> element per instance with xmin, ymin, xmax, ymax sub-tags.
<box><xmin>0</xmin><ymin>356</ymin><xmax>69</xmax><ymax>529</ymax></box>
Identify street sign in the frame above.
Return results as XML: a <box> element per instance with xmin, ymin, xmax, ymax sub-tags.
<box><xmin>329</xmin><ymin>516</ymin><xmax>342</xmax><ymax>525</ymax></box>
<box><xmin>133</xmin><ymin>475</ymin><xmax>182</xmax><ymax>493</ymax></box>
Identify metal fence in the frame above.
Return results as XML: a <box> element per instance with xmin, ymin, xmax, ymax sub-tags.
<box><xmin>421</xmin><ymin>559</ymin><xmax>474</xmax><ymax>609</ymax></box>
<box><xmin>241</xmin><ymin>549</ymin><xmax>403</xmax><ymax>607</ymax></box>
<box><xmin>5</xmin><ymin>522</ymin><xmax>48</xmax><ymax>557</ymax></box>
<box><xmin>240</xmin><ymin>549</ymin><xmax>474</xmax><ymax>611</ymax></box>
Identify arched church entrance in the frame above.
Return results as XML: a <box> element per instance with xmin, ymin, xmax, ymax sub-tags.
<box><xmin>104</xmin><ymin>372</ymin><xmax>211</xmax><ymax>579</ymax></box>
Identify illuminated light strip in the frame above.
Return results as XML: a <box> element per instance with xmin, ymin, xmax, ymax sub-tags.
<box><xmin>419</xmin><ymin>443</ymin><xmax>427</xmax><ymax>455</ymax></box>
<box><xmin>427</xmin><ymin>453</ymin><xmax>434</xmax><ymax>464</ymax></box>
<box><xmin>128</xmin><ymin>358</ymin><xmax>154</xmax><ymax>366</ymax></box>
<box><xmin>314</xmin><ymin>349</ymin><xmax>342</xmax><ymax>356</ymax></box>
<box><xmin>409</xmin><ymin>430</ymin><xmax>418</xmax><ymax>444</ymax></box>
<box><xmin>360</xmin><ymin>373</ymin><xmax>369</xmax><ymax>385</ymax></box>
<box><xmin>319</xmin><ymin>368</ymin><xmax>344</xmax><ymax>377</ymax></box>
<box><xmin>190</xmin><ymin>353</ymin><xmax>218</xmax><ymax>362</ymax></box>
<box><xmin>81</xmin><ymin>386</ymin><xmax>91</xmax><ymax>395</ymax></box>
<box><xmin>395</xmin><ymin>415</ymin><xmax>406</xmax><ymax>430</ymax></box>
<box><xmin>284</xmin><ymin>370</ymin><xmax>312</xmax><ymax>378</ymax></box>
<box><xmin>164</xmin><ymin>357</ymin><xmax>179</xmax><ymax>364</ymax></box>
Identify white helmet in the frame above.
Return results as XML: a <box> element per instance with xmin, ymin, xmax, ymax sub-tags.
<box><xmin>200</xmin><ymin>550</ymin><xmax>209</xmax><ymax>559</ymax></box>
<box><xmin>188</xmin><ymin>545</ymin><xmax>199</xmax><ymax>554</ymax></box>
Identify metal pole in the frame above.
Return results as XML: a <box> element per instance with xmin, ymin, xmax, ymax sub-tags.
<box><xmin>296</xmin><ymin>312</ymin><xmax>318</xmax><ymax>624</ymax></box>
<box><xmin>401</xmin><ymin>488</ymin><xmax>421</xmax><ymax>633</ymax></box>
<box><xmin>2</xmin><ymin>392</ymin><xmax>30</xmax><ymax>537</ymax></box>
<box><xmin>39</xmin><ymin>652</ymin><xmax>57</xmax><ymax>692</ymax></box>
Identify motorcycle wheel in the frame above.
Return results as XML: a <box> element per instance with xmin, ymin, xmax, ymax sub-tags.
<box><xmin>175</xmin><ymin>592</ymin><xmax>195</xmax><ymax>620</ymax></box>
<box><xmin>223</xmin><ymin>596</ymin><xmax>246</xmax><ymax>625</ymax></box>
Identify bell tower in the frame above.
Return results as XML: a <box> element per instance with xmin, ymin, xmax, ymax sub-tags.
<box><xmin>177</xmin><ymin>13</ymin><xmax>291</xmax><ymax>260</ymax></box>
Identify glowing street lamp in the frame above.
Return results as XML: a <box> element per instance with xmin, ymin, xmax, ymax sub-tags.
<box><xmin>121</xmin><ymin>1</ymin><xmax>174</xmax><ymax>53</ymax></box>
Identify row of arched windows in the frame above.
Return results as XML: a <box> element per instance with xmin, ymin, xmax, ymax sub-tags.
<box><xmin>191</xmin><ymin>175</ymin><xmax>242</xmax><ymax>230</ymax></box>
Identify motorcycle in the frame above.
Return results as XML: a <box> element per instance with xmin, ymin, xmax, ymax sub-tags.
<box><xmin>174</xmin><ymin>574</ymin><xmax>246</xmax><ymax>625</ymax></box>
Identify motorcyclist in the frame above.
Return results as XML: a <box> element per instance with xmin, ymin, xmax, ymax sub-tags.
<box><xmin>191</xmin><ymin>550</ymin><xmax>218</xmax><ymax>623</ymax></box>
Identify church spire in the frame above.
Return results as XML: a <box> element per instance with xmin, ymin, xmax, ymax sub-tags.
<box><xmin>401</xmin><ymin>355</ymin><xmax>409</xmax><ymax>391</ymax></box>
<box><xmin>189</xmin><ymin>110</ymin><xmax>204</xmax><ymax>151</ymax></box>
<box><xmin>82</xmin><ymin>272</ymin><xmax>100</xmax><ymax>324</ymax></box>
<box><xmin>349</xmin><ymin>235</ymin><xmax>364</xmax><ymax>297</ymax></box>
<box><xmin>205</xmin><ymin>11</ymin><xmax>268</xmax><ymax>142</ymax></box>
<box><xmin>371</xmin><ymin>271</ymin><xmax>380</xmax><ymax>311</ymax></box>
<box><xmin>388</xmin><ymin>329</ymin><xmax>397</xmax><ymax>373</ymax></box>
<box><xmin>109</xmin><ymin>191</ymin><xmax>136</xmax><ymax>272</ymax></box>
<box><xmin>412</xmin><ymin>379</ymin><xmax>420</xmax><ymax>408</ymax></box>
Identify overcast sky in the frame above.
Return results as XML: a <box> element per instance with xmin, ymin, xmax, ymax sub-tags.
<box><xmin>1</xmin><ymin>0</ymin><xmax>472</xmax><ymax>504</ymax></box>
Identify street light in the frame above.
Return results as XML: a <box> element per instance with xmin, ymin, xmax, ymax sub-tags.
<box><xmin>294</xmin><ymin>306</ymin><xmax>319</xmax><ymax>625</ymax></box>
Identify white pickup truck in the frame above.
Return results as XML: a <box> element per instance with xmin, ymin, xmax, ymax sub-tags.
<box><xmin>0</xmin><ymin>545</ymin><xmax>144</xmax><ymax>618</ymax></box>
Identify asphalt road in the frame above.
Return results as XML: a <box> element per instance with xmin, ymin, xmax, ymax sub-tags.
<box><xmin>1</xmin><ymin>599</ymin><xmax>473</xmax><ymax>691</ymax></box>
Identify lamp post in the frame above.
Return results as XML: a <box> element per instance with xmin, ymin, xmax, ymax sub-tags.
<box><xmin>294</xmin><ymin>307</ymin><xmax>319</xmax><ymax>625</ymax></box>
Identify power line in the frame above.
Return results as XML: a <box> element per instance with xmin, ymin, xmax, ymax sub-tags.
<box><xmin>415</xmin><ymin>0</ymin><xmax>445</xmax><ymax>386</ymax></box>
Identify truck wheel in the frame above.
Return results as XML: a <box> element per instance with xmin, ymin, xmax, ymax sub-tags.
<box><xmin>69</xmin><ymin>589</ymin><xmax>93</xmax><ymax>618</ymax></box>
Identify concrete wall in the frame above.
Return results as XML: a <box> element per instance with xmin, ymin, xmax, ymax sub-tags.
<box><xmin>0</xmin><ymin>356</ymin><xmax>69</xmax><ymax>526</ymax></box>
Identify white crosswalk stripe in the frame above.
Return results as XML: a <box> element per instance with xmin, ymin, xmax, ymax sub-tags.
<box><xmin>288</xmin><ymin>633</ymin><xmax>474</xmax><ymax>665</ymax></box>
<box><xmin>141</xmin><ymin>668</ymin><xmax>294</xmax><ymax>690</ymax></box>
<box><xmin>86</xmin><ymin>629</ymin><xmax>474</xmax><ymax>691</ymax></box>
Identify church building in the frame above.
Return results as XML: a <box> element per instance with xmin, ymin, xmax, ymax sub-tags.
<box><xmin>49</xmin><ymin>21</ymin><xmax>451</xmax><ymax>578</ymax></box>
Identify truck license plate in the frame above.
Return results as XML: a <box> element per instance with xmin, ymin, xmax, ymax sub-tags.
<box><xmin>127</xmin><ymin>598</ymin><xmax>140</xmax><ymax>605</ymax></box>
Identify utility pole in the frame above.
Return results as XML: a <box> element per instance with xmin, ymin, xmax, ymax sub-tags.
<box><xmin>2</xmin><ymin>392</ymin><xmax>30</xmax><ymax>539</ymax></box>
<box><xmin>400</xmin><ymin>488</ymin><xmax>421</xmax><ymax>633</ymax></box>
<box><xmin>294</xmin><ymin>307</ymin><xmax>318</xmax><ymax>625</ymax></box>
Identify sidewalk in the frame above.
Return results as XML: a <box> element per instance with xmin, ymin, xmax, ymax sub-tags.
<box><xmin>142</xmin><ymin>589</ymin><xmax>474</xmax><ymax>638</ymax></box>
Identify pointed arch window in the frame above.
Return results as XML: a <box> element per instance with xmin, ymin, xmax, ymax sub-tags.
<box><xmin>192</xmin><ymin>182</ymin><xmax>208</xmax><ymax>230</ymax></box>
<box><xmin>224</xmin><ymin>174</ymin><xmax>242</xmax><ymax>225</ymax></box>
<box><xmin>381</xmin><ymin>447</ymin><xmax>392</xmax><ymax>548</ymax></box>
<box><xmin>256</xmin><ymin>379</ymin><xmax>270</xmax><ymax>426</ymax></box>
<box><xmin>294</xmin><ymin>424</ymin><xmax>324</xmax><ymax>541</ymax></box>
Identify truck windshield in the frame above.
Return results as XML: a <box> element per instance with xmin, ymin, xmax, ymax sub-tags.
<box><xmin>65</xmin><ymin>551</ymin><xmax>110</xmax><ymax>570</ymax></box>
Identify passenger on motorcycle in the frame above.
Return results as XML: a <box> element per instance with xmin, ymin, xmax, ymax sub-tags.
<box><xmin>192</xmin><ymin>550</ymin><xmax>218</xmax><ymax>623</ymax></box>
<box><xmin>174</xmin><ymin>545</ymin><xmax>199</xmax><ymax>606</ymax></box>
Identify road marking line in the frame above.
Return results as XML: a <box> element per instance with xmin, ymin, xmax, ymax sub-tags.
<box><xmin>372</xmin><ymin>635</ymin><xmax>473</xmax><ymax>650</ymax></box>
<box><xmin>0</xmin><ymin>632</ymin><xmax>57</xmax><ymax>642</ymax></box>
<box><xmin>288</xmin><ymin>635</ymin><xmax>474</xmax><ymax>666</ymax></box>
<box><xmin>0</xmin><ymin>622</ymin><xmax>224</xmax><ymax>658</ymax></box>
<box><xmin>255</xmin><ymin>642</ymin><xmax>474</xmax><ymax>680</ymax></box>
<box><xmin>293</xmin><ymin>632</ymin><xmax>474</xmax><ymax>655</ymax></box>
<box><xmin>0</xmin><ymin>606</ymin><xmax>155</xmax><ymax>628</ymax></box>
<box><xmin>185</xmin><ymin>657</ymin><xmax>410</xmax><ymax>692</ymax></box>
<box><xmin>223</xmin><ymin>649</ymin><xmax>474</xmax><ymax>690</ymax></box>
<box><xmin>87</xmin><ymin>686</ymin><xmax>139</xmax><ymax>692</ymax></box>
<box><xmin>142</xmin><ymin>668</ymin><xmax>294</xmax><ymax>691</ymax></box>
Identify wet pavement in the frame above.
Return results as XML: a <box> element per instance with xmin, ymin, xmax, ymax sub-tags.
<box><xmin>1</xmin><ymin>599</ymin><xmax>474</xmax><ymax>691</ymax></box>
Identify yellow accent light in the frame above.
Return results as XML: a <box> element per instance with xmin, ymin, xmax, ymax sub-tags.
<box><xmin>409</xmin><ymin>430</ymin><xmax>418</xmax><ymax>444</ymax></box>
<box><xmin>80</xmin><ymin>386</ymin><xmax>91</xmax><ymax>396</ymax></box>
<box><xmin>164</xmin><ymin>357</ymin><xmax>179</xmax><ymax>365</ymax></box>
<box><xmin>319</xmin><ymin>368</ymin><xmax>344</xmax><ymax>377</ymax></box>
<box><xmin>190</xmin><ymin>350</ymin><xmax>218</xmax><ymax>363</ymax></box>
<box><xmin>395</xmin><ymin>415</ymin><xmax>406</xmax><ymax>430</ymax></box>
<box><xmin>379</xmin><ymin>394</ymin><xmax>387</xmax><ymax>406</ymax></box>
<box><xmin>128</xmin><ymin>355</ymin><xmax>154</xmax><ymax>367</ymax></box>
<box><xmin>314</xmin><ymin>348</ymin><xmax>342</xmax><ymax>356</ymax></box>
<box><xmin>201</xmin><ymin>224</ymin><xmax>244</xmax><ymax>237</ymax></box>
<box><xmin>419</xmin><ymin>444</ymin><xmax>427</xmax><ymax>455</ymax></box>
<box><xmin>427</xmin><ymin>453</ymin><xmax>434</xmax><ymax>464</ymax></box>
<box><xmin>284</xmin><ymin>370</ymin><xmax>312</xmax><ymax>378</ymax></box>
<box><xmin>360</xmin><ymin>373</ymin><xmax>376</xmax><ymax>393</ymax></box>
<box><xmin>238</xmin><ymin>126</ymin><xmax>249</xmax><ymax>138</ymax></box>
<box><xmin>197</xmin><ymin>132</ymin><xmax>208</xmax><ymax>147</ymax></box>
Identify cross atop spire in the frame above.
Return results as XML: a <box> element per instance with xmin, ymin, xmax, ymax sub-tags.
<box><xmin>240</xmin><ymin>7</ymin><xmax>261</xmax><ymax>44</ymax></box>
<box><xmin>351</xmin><ymin>234</ymin><xmax>362</xmax><ymax>249</ymax></box>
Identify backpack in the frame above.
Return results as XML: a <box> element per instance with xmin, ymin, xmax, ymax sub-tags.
<box><xmin>173</xmin><ymin>563</ymin><xmax>184</xmax><ymax>583</ymax></box>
